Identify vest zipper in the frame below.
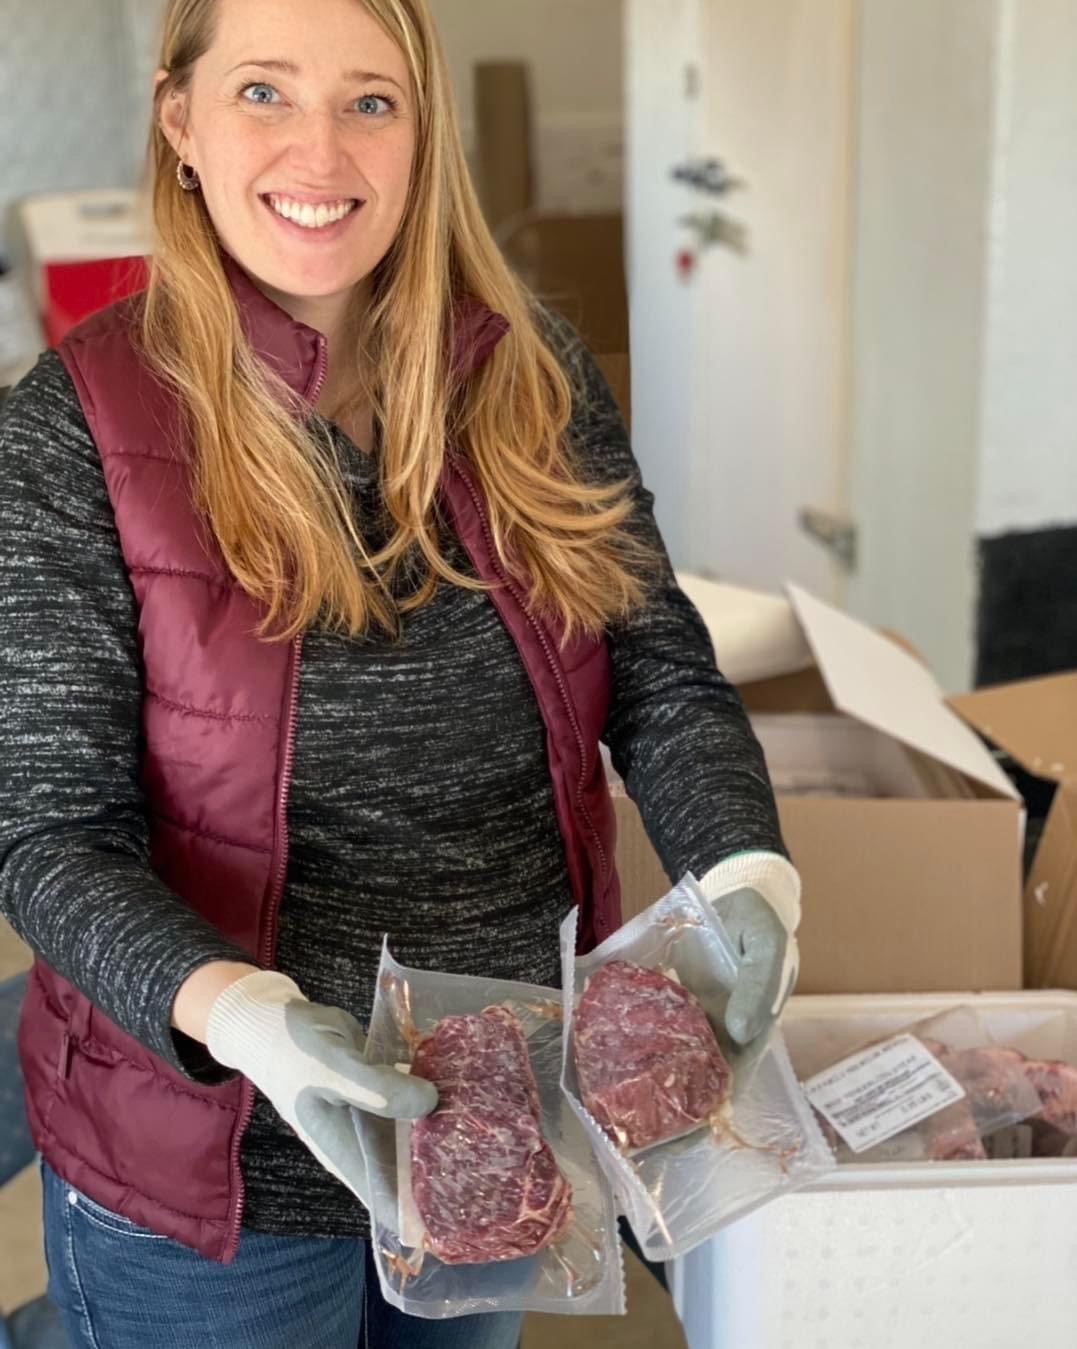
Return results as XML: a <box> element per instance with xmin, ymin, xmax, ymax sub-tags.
<box><xmin>305</xmin><ymin>333</ymin><xmax>329</xmax><ymax>407</ymax></box>
<box><xmin>224</xmin><ymin>632</ymin><xmax>304</xmax><ymax>1262</ymax></box>
<box><xmin>224</xmin><ymin>330</ymin><xmax>323</xmax><ymax>1260</ymax></box>
<box><xmin>449</xmin><ymin>456</ymin><xmax>610</xmax><ymax>895</ymax></box>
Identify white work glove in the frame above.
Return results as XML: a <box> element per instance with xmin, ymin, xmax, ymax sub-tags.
<box><xmin>698</xmin><ymin>852</ymin><xmax>801</xmax><ymax>1046</ymax></box>
<box><xmin>206</xmin><ymin>970</ymin><xmax>437</xmax><ymax>1208</ymax></box>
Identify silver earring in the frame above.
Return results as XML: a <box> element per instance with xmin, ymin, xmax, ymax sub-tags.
<box><xmin>176</xmin><ymin>160</ymin><xmax>200</xmax><ymax>192</ymax></box>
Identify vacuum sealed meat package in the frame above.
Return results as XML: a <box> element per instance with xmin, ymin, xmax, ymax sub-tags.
<box><xmin>803</xmin><ymin>1006</ymin><xmax>1045</xmax><ymax>1163</ymax></box>
<box><xmin>560</xmin><ymin>876</ymin><xmax>835</xmax><ymax>1263</ymax></box>
<box><xmin>408</xmin><ymin>1005</ymin><xmax>572</xmax><ymax>1264</ymax></box>
<box><xmin>352</xmin><ymin>941</ymin><xmax>624</xmax><ymax>1320</ymax></box>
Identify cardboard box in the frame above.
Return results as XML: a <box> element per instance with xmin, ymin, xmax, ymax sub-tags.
<box><xmin>474</xmin><ymin>62</ymin><xmax>534</xmax><ymax>233</ymax></box>
<box><xmin>612</xmin><ymin>584</ymin><xmax>1025</xmax><ymax>995</ymax></box>
<box><xmin>499</xmin><ymin>212</ymin><xmax>629</xmax><ymax>355</ymax></box>
<box><xmin>950</xmin><ymin>674</ymin><xmax>1077</xmax><ymax>989</ymax></box>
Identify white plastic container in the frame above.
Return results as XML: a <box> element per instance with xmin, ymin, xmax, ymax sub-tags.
<box><xmin>670</xmin><ymin>992</ymin><xmax>1077</xmax><ymax>1349</ymax></box>
<box><xmin>7</xmin><ymin>190</ymin><xmax>153</xmax><ymax>310</ymax></box>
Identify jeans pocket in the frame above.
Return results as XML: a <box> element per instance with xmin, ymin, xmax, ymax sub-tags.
<box><xmin>66</xmin><ymin>1186</ymin><xmax>169</xmax><ymax>1242</ymax></box>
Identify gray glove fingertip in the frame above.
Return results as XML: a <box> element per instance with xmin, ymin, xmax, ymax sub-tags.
<box><xmin>307</xmin><ymin>1042</ymin><xmax>437</xmax><ymax>1119</ymax></box>
<box><xmin>726</xmin><ymin>988</ymin><xmax>769</xmax><ymax>1047</ymax></box>
<box><xmin>366</xmin><ymin>1066</ymin><xmax>438</xmax><ymax>1121</ymax></box>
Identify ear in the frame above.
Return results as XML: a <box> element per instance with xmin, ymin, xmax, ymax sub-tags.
<box><xmin>156</xmin><ymin>69</ymin><xmax>195</xmax><ymax>167</ymax></box>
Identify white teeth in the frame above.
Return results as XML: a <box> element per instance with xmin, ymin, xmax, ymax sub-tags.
<box><xmin>267</xmin><ymin>195</ymin><xmax>356</xmax><ymax>229</ymax></box>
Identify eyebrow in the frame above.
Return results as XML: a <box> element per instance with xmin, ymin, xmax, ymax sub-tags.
<box><xmin>227</xmin><ymin>59</ymin><xmax>406</xmax><ymax>95</ymax></box>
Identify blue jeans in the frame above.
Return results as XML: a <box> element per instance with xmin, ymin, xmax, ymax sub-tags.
<box><xmin>0</xmin><ymin>973</ymin><xmax>33</xmax><ymax>1184</ymax></box>
<box><xmin>42</xmin><ymin>1162</ymin><xmax>522</xmax><ymax>1349</ymax></box>
<box><xmin>1</xmin><ymin>973</ymin><xmax>68</xmax><ymax>1349</ymax></box>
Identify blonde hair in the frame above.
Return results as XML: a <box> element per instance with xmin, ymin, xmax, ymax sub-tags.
<box><xmin>146</xmin><ymin>0</ymin><xmax>651</xmax><ymax>642</ymax></box>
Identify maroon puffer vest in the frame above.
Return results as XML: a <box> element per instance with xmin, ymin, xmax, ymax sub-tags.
<box><xmin>19</xmin><ymin>260</ymin><xmax>620</xmax><ymax>1262</ymax></box>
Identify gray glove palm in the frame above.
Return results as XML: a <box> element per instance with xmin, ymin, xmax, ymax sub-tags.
<box><xmin>711</xmin><ymin>887</ymin><xmax>797</xmax><ymax>1045</ymax></box>
<box><xmin>699</xmin><ymin>852</ymin><xmax>802</xmax><ymax>1048</ymax></box>
<box><xmin>206</xmin><ymin>970</ymin><xmax>436</xmax><ymax>1209</ymax></box>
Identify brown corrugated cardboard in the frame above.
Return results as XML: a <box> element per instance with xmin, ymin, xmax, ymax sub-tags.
<box><xmin>471</xmin><ymin>63</ymin><xmax>628</xmax><ymax>354</ymax></box>
<box><xmin>949</xmin><ymin>674</ymin><xmax>1077</xmax><ymax>989</ymax></box>
<box><xmin>499</xmin><ymin>213</ymin><xmax>628</xmax><ymax>355</ymax></box>
<box><xmin>474</xmin><ymin>63</ymin><xmax>534</xmax><ymax>232</ymax></box>
<box><xmin>613</xmin><ymin>585</ymin><xmax>1025</xmax><ymax>995</ymax></box>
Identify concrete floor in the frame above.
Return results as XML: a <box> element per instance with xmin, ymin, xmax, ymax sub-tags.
<box><xmin>0</xmin><ymin>919</ymin><xmax>686</xmax><ymax>1346</ymax></box>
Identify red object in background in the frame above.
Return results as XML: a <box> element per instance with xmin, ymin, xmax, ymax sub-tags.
<box><xmin>41</xmin><ymin>255</ymin><xmax>149</xmax><ymax>345</ymax></box>
<box><xmin>675</xmin><ymin>247</ymin><xmax>697</xmax><ymax>282</ymax></box>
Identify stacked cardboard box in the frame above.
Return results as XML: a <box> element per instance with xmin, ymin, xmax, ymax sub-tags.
<box><xmin>951</xmin><ymin>675</ymin><xmax>1077</xmax><ymax>988</ymax></box>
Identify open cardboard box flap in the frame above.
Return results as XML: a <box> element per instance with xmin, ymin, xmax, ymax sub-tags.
<box><xmin>948</xmin><ymin>672</ymin><xmax>1077</xmax><ymax>784</ymax></box>
<box><xmin>784</xmin><ymin>585</ymin><xmax>1019</xmax><ymax>800</ymax></box>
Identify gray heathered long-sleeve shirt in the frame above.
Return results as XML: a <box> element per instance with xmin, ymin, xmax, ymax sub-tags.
<box><xmin>0</xmin><ymin>313</ymin><xmax>784</xmax><ymax>1236</ymax></box>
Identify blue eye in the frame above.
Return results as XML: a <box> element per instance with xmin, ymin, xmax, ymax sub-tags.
<box><xmin>241</xmin><ymin>83</ymin><xmax>279</xmax><ymax>105</ymax></box>
<box><xmin>355</xmin><ymin>93</ymin><xmax>396</xmax><ymax>116</ymax></box>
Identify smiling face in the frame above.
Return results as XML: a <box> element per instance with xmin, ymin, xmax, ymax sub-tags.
<box><xmin>159</xmin><ymin>0</ymin><xmax>417</xmax><ymax>330</ymax></box>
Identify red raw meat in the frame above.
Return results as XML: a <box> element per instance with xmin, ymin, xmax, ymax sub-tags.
<box><xmin>918</xmin><ymin>1040</ymin><xmax>1032</xmax><ymax>1161</ymax></box>
<box><xmin>573</xmin><ymin>960</ymin><xmax>732</xmax><ymax>1151</ymax></box>
<box><xmin>409</xmin><ymin>1006</ymin><xmax>572</xmax><ymax>1265</ymax></box>
<box><xmin>925</xmin><ymin>1043</ymin><xmax>1077</xmax><ymax>1157</ymax></box>
<box><xmin>1023</xmin><ymin>1057</ymin><xmax>1077</xmax><ymax>1134</ymax></box>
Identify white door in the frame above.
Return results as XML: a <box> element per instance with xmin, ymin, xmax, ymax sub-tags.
<box><xmin>626</xmin><ymin>0</ymin><xmax>1013</xmax><ymax>691</ymax></box>
<box><xmin>626</xmin><ymin>0</ymin><xmax>858</xmax><ymax>604</ymax></box>
<box><xmin>624</xmin><ymin>0</ymin><xmax>709</xmax><ymax>556</ymax></box>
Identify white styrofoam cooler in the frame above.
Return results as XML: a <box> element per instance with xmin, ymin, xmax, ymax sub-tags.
<box><xmin>671</xmin><ymin>992</ymin><xmax>1077</xmax><ymax>1349</ymax></box>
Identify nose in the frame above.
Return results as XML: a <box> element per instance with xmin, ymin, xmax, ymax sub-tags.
<box><xmin>289</xmin><ymin>108</ymin><xmax>347</xmax><ymax>180</ymax></box>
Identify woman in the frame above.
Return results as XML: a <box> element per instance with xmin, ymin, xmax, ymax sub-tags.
<box><xmin>0</xmin><ymin>0</ymin><xmax>801</xmax><ymax>1345</ymax></box>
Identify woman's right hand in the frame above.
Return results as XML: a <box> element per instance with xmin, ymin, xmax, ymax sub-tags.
<box><xmin>203</xmin><ymin>969</ymin><xmax>437</xmax><ymax>1209</ymax></box>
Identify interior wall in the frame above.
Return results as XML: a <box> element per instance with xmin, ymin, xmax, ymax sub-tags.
<box><xmin>0</xmin><ymin>0</ymin><xmax>134</xmax><ymax>251</ymax></box>
<box><xmin>847</xmin><ymin>0</ymin><xmax>1077</xmax><ymax>690</ymax></box>
<box><xmin>844</xmin><ymin>0</ymin><xmax>1000</xmax><ymax>692</ymax></box>
<box><xmin>118</xmin><ymin>0</ymin><xmax>168</xmax><ymax>172</ymax></box>
<box><xmin>976</xmin><ymin>0</ymin><xmax>1077</xmax><ymax>538</ymax></box>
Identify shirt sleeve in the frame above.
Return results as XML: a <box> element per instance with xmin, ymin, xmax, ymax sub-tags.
<box><xmin>538</xmin><ymin>307</ymin><xmax>788</xmax><ymax>881</ymax></box>
<box><xmin>0</xmin><ymin>351</ymin><xmax>257</xmax><ymax>1080</ymax></box>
